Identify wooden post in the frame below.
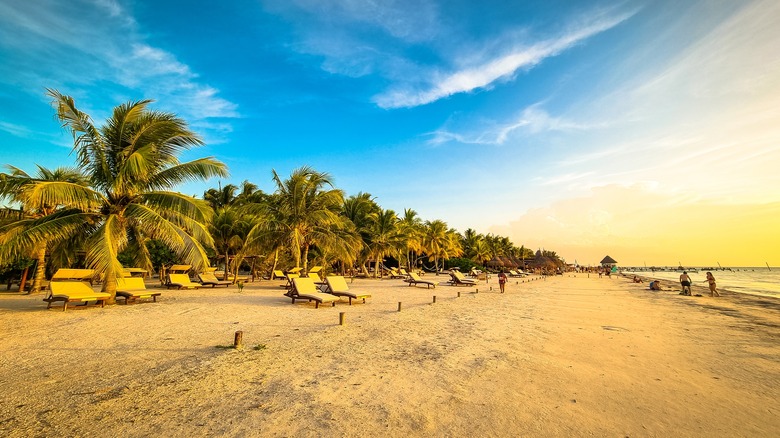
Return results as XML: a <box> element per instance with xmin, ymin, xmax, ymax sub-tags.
<box><xmin>457</xmin><ymin>291</ymin><xmax>461</xmax><ymax>298</ymax></box>
<box><xmin>234</xmin><ymin>331</ymin><xmax>243</xmax><ymax>349</ymax></box>
<box><xmin>339</xmin><ymin>312</ymin><xmax>346</xmax><ymax>325</ymax></box>
<box><xmin>475</xmin><ymin>288</ymin><xmax>479</xmax><ymax>293</ymax></box>
<box><xmin>18</xmin><ymin>266</ymin><xmax>29</xmax><ymax>292</ymax></box>
<box><xmin>432</xmin><ymin>296</ymin><xmax>436</xmax><ymax>303</ymax></box>
<box><xmin>397</xmin><ymin>302</ymin><xmax>402</xmax><ymax>312</ymax></box>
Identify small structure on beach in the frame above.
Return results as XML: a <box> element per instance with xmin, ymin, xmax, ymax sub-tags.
<box><xmin>600</xmin><ymin>256</ymin><xmax>618</xmax><ymax>268</ymax></box>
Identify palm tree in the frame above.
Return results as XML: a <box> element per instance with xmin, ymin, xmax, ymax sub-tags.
<box><xmin>366</xmin><ymin>208</ymin><xmax>403</xmax><ymax>278</ymax></box>
<box><xmin>245</xmin><ymin>167</ymin><xmax>345</xmax><ymax>273</ymax></box>
<box><xmin>204</xmin><ymin>183</ymin><xmax>238</xmax><ymax>210</ymax></box>
<box><xmin>209</xmin><ymin>206</ymin><xmax>256</xmax><ymax>281</ymax></box>
<box><xmin>0</xmin><ymin>90</ymin><xmax>228</xmax><ymax>302</ymax></box>
<box><xmin>422</xmin><ymin>220</ymin><xmax>464</xmax><ymax>274</ymax></box>
<box><xmin>0</xmin><ymin>165</ymin><xmax>91</xmax><ymax>293</ymax></box>
<box><xmin>398</xmin><ymin>208</ymin><xmax>423</xmax><ymax>270</ymax></box>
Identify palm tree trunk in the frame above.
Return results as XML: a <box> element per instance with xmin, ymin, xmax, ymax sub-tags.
<box><xmin>302</xmin><ymin>244</ymin><xmax>309</xmax><ymax>274</ymax></box>
<box><xmin>270</xmin><ymin>249</ymin><xmax>279</xmax><ymax>279</ymax></box>
<box><xmin>224</xmin><ymin>251</ymin><xmax>230</xmax><ymax>281</ymax></box>
<box><xmin>102</xmin><ymin>270</ymin><xmax>118</xmax><ymax>305</ymax></box>
<box><xmin>30</xmin><ymin>245</ymin><xmax>47</xmax><ymax>294</ymax></box>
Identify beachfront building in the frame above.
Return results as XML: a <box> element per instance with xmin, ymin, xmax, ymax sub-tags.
<box><xmin>600</xmin><ymin>255</ymin><xmax>618</xmax><ymax>269</ymax></box>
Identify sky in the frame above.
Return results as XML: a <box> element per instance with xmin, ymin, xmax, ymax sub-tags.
<box><xmin>1</xmin><ymin>0</ymin><xmax>778</xmax><ymax>267</ymax></box>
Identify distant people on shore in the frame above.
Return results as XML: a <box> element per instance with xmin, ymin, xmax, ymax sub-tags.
<box><xmin>498</xmin><ymin>271</ymin><xmax>507</xmax><ymax>293</ymax></box>
<box><xmin>679</xmin><ymin>271</ymin><xmax>692</xmax><ymax>295</ymax></box>
<box><xmin>649</xmin><ymin>280</ymin><xmax>662</xmax><ymax>291</ymax></box>
<box><xmin>633</xmin><ymin>275</ymin><xmax>643</xmax><ymax>283</ymax></box>
<box><xmin>706</xmin><ymin>272</ymin><xmax>720</xmax><ymax>297</ymax></box>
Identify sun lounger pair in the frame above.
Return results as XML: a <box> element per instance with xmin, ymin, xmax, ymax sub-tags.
<box><xmin>288</xmin><ymin>276</ymin><xmax>371</xmax><ymax>307</ymax></box>
<box><xmin>167</xmin><ymin>273</ymin><xmax>201</xmax><ymax>289</ymax></box>
<box><xmin>404</xmin><ymin>272</ymin><xmax>437</xmax><ymax>289</ymax></box>
<box><xmin>450</xmin><ymin>271</ymin><xmax>477</xmax><ymax>286</ymax></box>
<box><xmin>116</xmin><ymin>277</ymin><xmax>161</xmax><ymax>304</ymax></box>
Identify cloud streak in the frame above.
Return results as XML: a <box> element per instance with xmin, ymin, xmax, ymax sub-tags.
<box><xmin>0</xmin><ymin>0</ymin><xmax>238</xmax><ymax>137</ymax></box>
<box><xmin>374</xmin><ymin>9</ymin><xmax>636</xmax><ymax>108</ymax></box>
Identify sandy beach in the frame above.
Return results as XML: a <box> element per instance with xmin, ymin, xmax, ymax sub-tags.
<box><xmin>0</xmin><ymin>274</ymin><xmax>778</xmax><ymax>437</ymax></box>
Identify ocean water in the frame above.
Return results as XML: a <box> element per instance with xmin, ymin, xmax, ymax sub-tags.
<box><xmin>621</xmin><ymin>268</ymin><xmax>780</xmax><ymax>299</ymax></box>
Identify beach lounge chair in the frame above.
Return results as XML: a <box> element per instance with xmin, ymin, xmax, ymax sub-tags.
<box><xmin>388</xmin><ymin>267</ymin><xmax>405</xmax><ymax>279</ymax></box>
<box><xmin>324</xmin><ymin>276</ymin><xmax>371</xmax><ymax>305</ymax></box>
<box><xmin>404</xmin><ymin>272</ymin><xmax>437</xmax><ymax>289</ymax></box>
<box><xmin>272</xmin><ymin>270</ymin><xmax>286</xmax><ymax>280</ymax></box>
<box><xmin>288</xmin><ymin>277</ymin><xmax>339</xmax><ymax>308</ymax></box>
<box><xmin>116</xmin><ymin>277</ymin><xmax>161</xmax><ymax>304</ymax></box>
<box><xmin>168</xmin><ymin>265</ymin><xmax>191</xmax><ymax>274</ymax></box>
<box><xmin>308</xmin><ymin>266</ymin><xmax>322</xmax><ymax>275</ymax></box>
<box><xmin>198</xmin><ymin>272</ymin><xmax>232</xmax><ymax>288</ymax></box>
<box><xmin>167</xmin><ymin>273</ymin><xmax>201</xmax><ymax>290</ymax></box>
<box><xmin>43</xmin><ymin>281</ymin><xmax>110</xmax><ymax>311</ymax></box>
<box><xmin>121</xmin><ymin>267</ymin><xmax>148</xmax><ymax>278</ymax></box>
<box><xmin>450</xmin><ymin>271</ymin><xmax>477</xmax><ymax>286</ymax></box>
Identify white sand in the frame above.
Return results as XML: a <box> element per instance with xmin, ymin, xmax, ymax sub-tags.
<box><xmin>0</xmin><ymin>274</ymin><xmax>778</xmax><ymax>436</ymax></box>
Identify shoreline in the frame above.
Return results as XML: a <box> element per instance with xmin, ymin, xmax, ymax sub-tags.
<box><xmin>1</xmin><ymin>274</ymin><xmax>778</xmax><ymax>436</ymax></box>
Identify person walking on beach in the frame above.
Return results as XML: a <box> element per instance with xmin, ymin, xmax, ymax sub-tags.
<box><xmin>498</xmin><ymin>271</ymin><xmax>507</xmax><ymax>293</ymax></box>
<box><xmin>706</xmin><ymin>271</ymin><xmax>720</xmax><ymax>297</ymax></box>
<box><xmin>679</xmin><ymin>271</ymin><xmax>692</xmax><ymax>295</ymax></box>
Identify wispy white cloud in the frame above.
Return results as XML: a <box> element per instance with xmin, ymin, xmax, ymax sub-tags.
<box><xmin>0</xmin><ymin>0</ymin><xmax>238</xmax><ymax>134</ymax></box>
<box><xmin>428</xmin><ymin>105</ymin><xmax>598</xmax><ymax>146</ymax></box>
<box><xmin>374</xmin><ymin>9</ymin><xmax>637</xmax><ymax>108</ymax></box>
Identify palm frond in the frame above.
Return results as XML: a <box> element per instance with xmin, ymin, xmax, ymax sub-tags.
<box><xmin>147</xmin><ymin>158</ymin><xmax>229</xmax><ymax>191</ymax></box>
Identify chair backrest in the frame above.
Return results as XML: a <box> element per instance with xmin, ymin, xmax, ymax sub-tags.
<box><xmin>452</xmin><ymin>271</ymin><xmax>467</xmax><ymax>281</ymax></box>
<box><xmin>50</xmin><ymin>281</ymin><xmax>96</xmax><ymax>296</ymax></box>
<box><xmin>326</xmin><ymin>276</ymin><xmax>349</xmax><ymax>292</ymax></box>
<box><xmin>308</xmin><ymin>266</ymin><xmax>322</xmax><ymax>274</ymax></box>
<box><xmin>169</xmin><ymin>274</ymin><xmax>192</xmax><ymax>284</ymax></box>
<box><xmin>408</xmin><ymin>272</ymin><xmax>423</xmax><ymax>282</ymax></box>
<box><xmin>199</xmin><ymin>272</ymin><xmax>219</xmax><ymax>283</ymax></box>
<box><xmin>168</xmin><ymin>265</ymin><xmax>191</xmax><ymax>274</ymax></box>
<box><xmin>307</xmin><ymin>272</ymin><xmax>323</xmax><ymax>282</ymax></box>
<box><xmin>399</xmin><ymin>268</ymin><xmax>409</xmax><ymax>275</ymax></box>
<box><xmin>287</xmin><ymin>267</ymin><xmax>302</xmax><ymax>274</ymax></box>
<box><xmin>51</xmin><ymin>269</ymin><xmax>95</xmax><ymax>281</ymax></box>
<box><xmin>273</xmin><ymin>270</ymin><xmax>284</xmax><ymax>277</ymax></box>
<box><xmin>292</xmin><ymin>277</ymin><xmax>318</xmax><ymax>294</ymax></box>
<box><xmin>286</xmin><ymin>273</ymin><xmax>300</xmax><ymax>281</ymax></box>
<box><xmin>117</xmin><ymin>277</ymin><xmax>146</xmax><ymax>290</ymax></box>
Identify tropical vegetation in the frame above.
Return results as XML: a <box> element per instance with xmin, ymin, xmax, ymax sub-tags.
<box><xmin>0</xmin><ymin>90</ymin><xmax>564</xmax><ymax>303</ymax></box>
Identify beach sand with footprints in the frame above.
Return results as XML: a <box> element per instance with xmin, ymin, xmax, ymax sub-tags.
<box><xmin>1</xmin><ymin>274</ymin><xmax>778</xmax><ymax>436</ymax></box>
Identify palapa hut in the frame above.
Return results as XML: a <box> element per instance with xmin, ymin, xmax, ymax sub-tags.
<box><xmin>600</xmin><ymin>255</ymin><xmax>618</xmax><ymax>268</ymax></box>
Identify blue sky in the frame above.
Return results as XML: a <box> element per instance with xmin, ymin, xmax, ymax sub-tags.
<box><xmin>1</xmin><ymin>0</ymin><xmax>779</xmax><ymax>266</ymax></box>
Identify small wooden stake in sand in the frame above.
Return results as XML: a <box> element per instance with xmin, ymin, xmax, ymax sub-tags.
<box><xmin>432</xmin><ymin>296</ymin><xmax>437</xmax><ymax>303</ymax></box>
<box><xmin>339</xmin><ymin>312</ymin><xmax>346</xmax><ymax>326</ymax></box>
<box><xmin>233</xmin><ymin>331</ymin><xmax>243</xmax><ymax>349</ymax></box>
<box><xmin>457</xmin><ymin>291</ymin><xmax>461</xmax><ymax>298</ymax></box>
<box><xmin>475</xmin><ymin>288</ymin><xmax>479</xmax><ymax>293</ymax></box>
<box><xmin>398</xmin><ymin>302</ymin><xmax>402</xmax><ymax>312</ymax></box>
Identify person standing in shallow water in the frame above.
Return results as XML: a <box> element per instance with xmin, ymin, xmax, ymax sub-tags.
<box><xmin>706</xmin><ymin>272</ymin><xmax>720</xmax><ymax>297</ymax></box>
<box><xmin>679</xmin><ymin>271</ymin><xmax>692</xmax><ymax>295</ymax></box>
<box><xmin>498</xmin><ymin>271</ymin><xmax>507</xmax><ymax>293</ymax></box>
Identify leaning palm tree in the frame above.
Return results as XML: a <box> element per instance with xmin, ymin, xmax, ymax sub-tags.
<box><xmin>0</xmin><ymin>165</ymin><xmax>91</xmax><ymax>293</ymax></box>
<box><xmin>1</xmin><ymin>90</ymin><xmax>228</xmax><ymax>303</ymax></box>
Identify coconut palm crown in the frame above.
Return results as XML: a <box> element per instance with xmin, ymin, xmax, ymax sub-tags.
<box><xmin>1</xmin><ymin>89</ymin><xmax>228</xmax><ymax>301</ymax></box>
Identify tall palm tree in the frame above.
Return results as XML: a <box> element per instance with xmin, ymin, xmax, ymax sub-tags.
<box><xmin>398</xmin><ymin>208</ymin><xmax>423</xmax><ymax>270</ymax></box>
<box><xmin>0</xmin><ymin>165</ymin><xmax>91</xmax><ymax>293</ymax></box>
<box><xmin>366</xmin><ymin>208</ymin><xmax>404</xmax><ymax>278</ymax></box>
<box><xmin>204</xmin><ymin>183</ymin><xmax>238</xmax><ymax>210</ymax></box>
<box><xmin>421</xmin><ymin>219</ymin><xmax>458</xmax><ymax>275</ymax></box>
<box><xmin>1</xmin><ymin>90</ymin><xmax>228</xmax><ymax>302</ymax></box>
<box><xmin>245</xmin><ymin>167</ymin><xmax>345</xmax><ymax>273</ymax></box>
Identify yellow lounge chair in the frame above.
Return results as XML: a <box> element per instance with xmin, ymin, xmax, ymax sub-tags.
<box><xmin>116</xmin><ymin>277</ymin><xmax>161</xmax><ymax>304</ymax></box>
<box><xmin>44</xmin><ymin>281</ymin><xmax>110</xmax><ymax>311</ymax></box>
<box><xmin>272</xmin><ymin>270</ymin><xmax>286</xmax><ymax>280</ymax></box>
<box><xmin>324</xmin><ymin>276</ymin><xmax>371</xmax><ymax>305</ymax></box>
<box><xmin>289</xmin><ymin>277</ymin><xmax>339</xmax><ymax>308</ymax></box>
<box><xmin>121</xmin><ymin>267</ymin><xmax>148</xmax><ymax>278</ymax></box>
<box><xmin>198</xmin><ymin>272</ymin><xmax>232</xmax><ymax>288</ymax></box>
<box><xmin>404</xmin><ymin>272</ymin><xmax>437</xmax><ymax>289</ymax></box>
<box><xmin>167</xmin><ymin>273</ymin><xmax>201</xmax><ymax>290</ymax></box>
<box><xmin>450</xmin><ymin>270</ymin><xmax>477</xmax><ymax>286</ymax></box>
<box><xmin>168</xmin><ymin>265</ymin><xmax>191</xmax><ymax>274</ymax></box>
<box><xmin>51</xmin><ymin>268</ymin><xmax>96</xmax><ymax>284</ymax></box>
